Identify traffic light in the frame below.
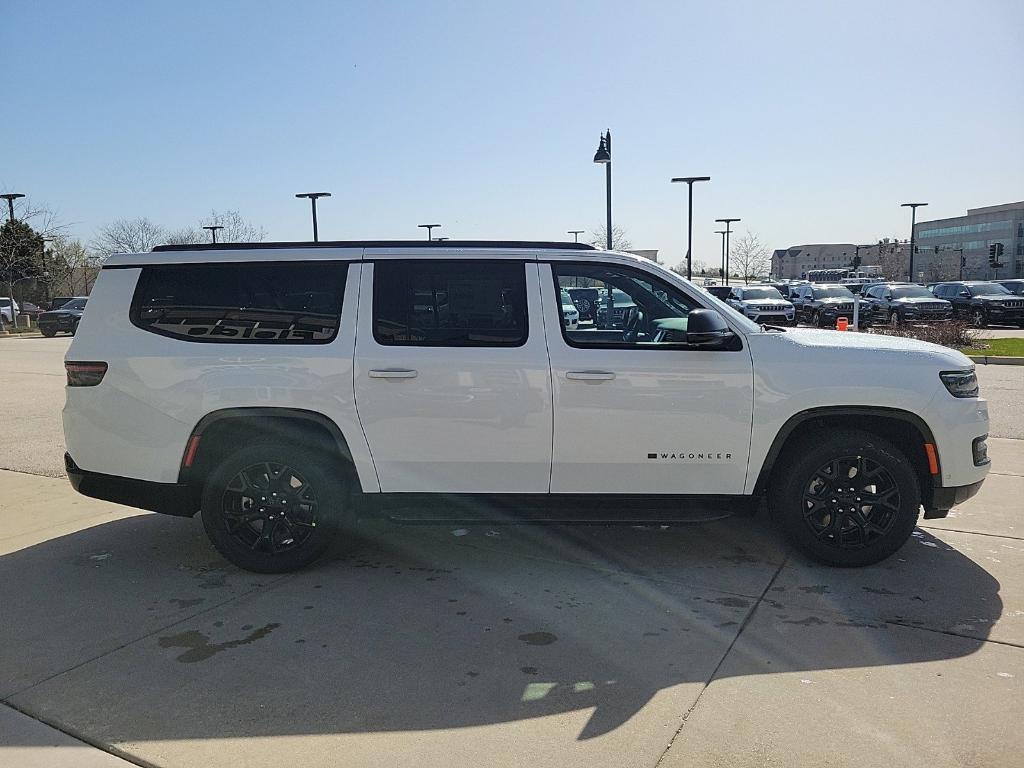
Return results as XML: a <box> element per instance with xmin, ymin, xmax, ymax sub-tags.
<box><xmin>989</xmin><ymin>243</ymin><xmax>1005</xmax><ymax>269</ymax></box>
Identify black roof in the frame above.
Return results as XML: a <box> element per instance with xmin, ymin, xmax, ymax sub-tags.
<box><xmin>152</xmin><ymin>239</ymin><xmax>596</xmax><ymax>253</ymax></box>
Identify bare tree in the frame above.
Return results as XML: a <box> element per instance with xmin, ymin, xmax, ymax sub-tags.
<box><xmin>730</xmin><ymin>231</ymin><xmax>772</xmax><ymax>284</ymax></box>
<box><xmin>46</xmin><ymin>236</ymin><xmax>102</xmax><ymax>295</ymax></box>
<box><xmin>91</xmin><ymin>217</ymin><xmax>166</xmax><ymax>258</ymax></box>
<box><xmin>589</xmin><ymin>224</ymin><xmax>632</xmax><ymax>251</ymax></box>
<box><xmin>0</xmin><ymin>196</ymin><xmax>65</xmax><ymax>327</ymax></box>
<box><xmin>201</xmin><ymin>209</ymin><xmax>266</xmax><ymax>243</ymax></box>
<box><xmin>875</xmin><ymin>240</ymin><xmax>908</xmax><ymax>281</ymax></box>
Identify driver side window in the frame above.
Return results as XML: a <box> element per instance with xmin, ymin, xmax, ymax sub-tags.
<box><xmin>552</xmin><ymin>262</ymin><xmax>700</xmax><ymax>348</ymax></box>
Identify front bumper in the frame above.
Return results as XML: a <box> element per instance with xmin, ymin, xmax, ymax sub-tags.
<box><xmin>65</xmin><ymin>452</ymin><xmax>197</xmax><ymax>517</ymax></box>
<box><xmin>924</xmin><ymin>480</ymin><xmax>984</xmax><ymax>519</ymax></box>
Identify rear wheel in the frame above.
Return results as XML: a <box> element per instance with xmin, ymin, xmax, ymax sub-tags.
<box><xmin>769</xmin><ymin>430</ymin><xmax>920</xmax><ymax>567</ymax></box>
<box><xmin>201</xmin><ymin>444</ymin><xmax>349</xmax><ymax>573</ymax></box>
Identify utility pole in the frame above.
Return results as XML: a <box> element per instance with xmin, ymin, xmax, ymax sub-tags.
<box><xmin>715</xmin><ymin>218</ymin><xmax>740</xmax><ymax>286</ymax></box>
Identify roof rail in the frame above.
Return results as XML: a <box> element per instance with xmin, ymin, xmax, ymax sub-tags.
<box><xmin>152</xmin><ymin>239</ymin><xmax>597</xmax><ymax>253</ymax></box>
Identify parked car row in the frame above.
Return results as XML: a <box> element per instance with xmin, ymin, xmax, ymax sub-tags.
<box><xmin>699</xmin><ymin>279</ymin><xmax>1024</xmax><ymax>328</ymax></box>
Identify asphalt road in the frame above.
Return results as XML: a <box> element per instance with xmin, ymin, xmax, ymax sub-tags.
<box><xmin>1</xmin><ymin>335</ymin><xmax>1020</xmax><ymax>479</ymax></box>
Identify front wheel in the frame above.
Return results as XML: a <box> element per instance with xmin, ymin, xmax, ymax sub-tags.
<box><xmin>970</xmin><ymin>308</ymin><xmax>987</xmax><ymax>327</ymax></box>
<box><xmin>769</xmin><ymin>430</ymin><xmax>920</xmax><ymax>567</ymax></box>
<box><xmin>813</xmin><ymin>310</ymin><xmax>826</xmax><ymax>328</ymax></box>
<box><xmin>201</xmin><ymin>444</ymin><xmax>349</xmax><ymax>573</ymax></box>
<box><xmin>40</xmin><ymin>327</ymin><xmax>56</xmax><ymax>337</ymax></box>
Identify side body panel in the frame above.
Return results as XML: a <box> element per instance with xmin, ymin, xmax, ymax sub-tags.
<box><xmin>63</xmin><ymin>262</ymin><xmax>379</xmax><ymax>490</ymax></box>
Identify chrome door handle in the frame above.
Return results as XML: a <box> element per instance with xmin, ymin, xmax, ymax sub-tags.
<box><xmin>368</xmin><ymin>369</ymin><xmax>419</xmax><ymax>379</ymax></box>
<box><xmin>566</xmin><ymin>370</ymin><xmax>616</xmax><ymax>381</ymax></box>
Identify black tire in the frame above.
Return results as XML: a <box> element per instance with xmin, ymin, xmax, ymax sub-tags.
<box><xmin>769</xmin><ymin>430</ymin><xmax>920</xmax><ymax>567</ymax></box>
<box><xmin>40</xmin><ymin>327</ymin><xmax>56</xmax><ymax>337</ymax></box>
<box><xmin>813</xmin><ymin>310</ymin><xmax>826</xmax><ymax>328</ymax></box>
<box><xmin>201</xmin><ymin>443</ymin><xmax>349</xmax><ymax>573</ymax></box>
<box><xmin>970</xmin><ymin>308</ymin><xmax>986</xmax><ymax>328</ymax></box>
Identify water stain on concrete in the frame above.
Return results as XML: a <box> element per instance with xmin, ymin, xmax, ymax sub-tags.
<box><xmin>159</xmin><ymin>623</ymin><xmax>281</xmax><ymax>663</ymax></box>
<box><xmin>782</xmin><ymin>616</ymin><xmax>828</xmax><ymax>626</ymax></box>
<box><xmin>798</xmin><ymin>585</ymin><xmax>831</xmax><ymax>594</ymax></box>
<box><xmin>518</xmin><ymin>631</ymin><xmax>558</xmax><ymax>646</ymax></box>
<box><xmin>520</xmin><ymin>666</ymin><xmax>538</xmax><ymax>675</ymax></box>
<box><xmin>706</xmin><ymin>596</ymin><xmax>751</xmax><ymax>609</ymax></box>
<box><xmin>863</xmin><ymin>586</ymin><xmax>898</xmax><ymax>596</ymax></box>
<box><xmin>168</xmin><ymin>598</ymin><xmax>205</xmax><ymax>609</ymax></box>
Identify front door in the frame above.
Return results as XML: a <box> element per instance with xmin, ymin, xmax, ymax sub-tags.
<box><xmin>353</xmin><ymin>258</ymin><xmax>552</xmax><ymax>493</ymax></box>
<box><xmin>543</xmin><ymin>261</ymin><xmax>753</xmax><ymax>495</ymax></box>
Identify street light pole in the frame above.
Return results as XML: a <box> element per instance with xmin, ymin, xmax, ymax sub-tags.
<box><xmin>715</xmin><ymin>230</ymin><xmax>727</xmax><ymax>282</ymax></box>
<box><xmin>0</xmin><ymin>193</ymin><xmax>25</xmax><ymax>222</ymax></box>
<box><xmin>715</xmin><ymin>218</ymin><xmax>740</xmax><ymax>286</ymax></box>
<box><xmin>295</xmin><ymin>192</ymin><xmax>331</xmax><ymax>242</ymax></box>
<box><xmin>417</xmin><ymin>224</ymin><xmax>441</xmax><ymax>241</ymax></box>
<box><xmin>901</xmin><ymin>202</ymin><xmax>928</xmax><ymax>283</ymax></box>
<box><xmin>593</xmin><ymin>131</ymin><xmax>612</xmax><ymax>250</ymax></box>
<box><xmin>671</xmin><ymin>176</ymin><xmax>711</xmax><ymax>280</ymax></box>
<box><xmin>567</xmin><ymin>230</ymin><xmax>584</xmax><ymax>243</ymax></box>
<box><xmin>41</xmin><ymin>237</ymin><xmax>53</xmax><ymax>304</ymax></box>
<box><xmin>202</xmin><ymin>225</ymin><xmax>224</xmax><ymax>244</ymax></box>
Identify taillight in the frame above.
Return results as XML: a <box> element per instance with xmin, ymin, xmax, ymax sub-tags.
<box><xmin>66</xmin><ymin>361</ymin><xmax>107</xmax><ymax>387</ymax></box>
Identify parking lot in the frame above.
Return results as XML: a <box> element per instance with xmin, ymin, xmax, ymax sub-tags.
<box><xmin>2</xmin><ymin>335</ymin><xmax>1022</xmax><ymax>767</ymax></box>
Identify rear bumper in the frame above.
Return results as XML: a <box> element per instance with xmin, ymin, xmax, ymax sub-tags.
<box><xmin>923</xmin><ymin>479</ymin><xmax>984</xmax><ymax>519</ymax></box>
<box><xmin>65</xmin><ymin>452</ymin><xmax>197</xmax><ymax>517</ymax></box>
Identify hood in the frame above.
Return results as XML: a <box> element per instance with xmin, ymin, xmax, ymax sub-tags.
<box><xmin>816</xmin><ymin>297</ymin><xmax>853</xmax><ymax>304</ymax></box>
<box><xmin>780</xmin><ymin>328</ymin><xmax>972</xmax><ymax>368</ymax></box>
<box><xmin>739</xmin><ymin>298</ymin><xmax>791</xmax><ymax>306</ymax></box>
<box><xmin>894</xmin><ymin>296</ymin><xmax>949</xmax><ymax>305</ymax></box>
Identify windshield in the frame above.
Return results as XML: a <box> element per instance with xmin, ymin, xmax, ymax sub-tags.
<box><xmin>740</xmin><ymin>287</ymin><xmax>783</xmax><ymax>300</ymax></box>
<box><xmin>812</xmin><ymin>286</ymin><xmax>854</xmax><ymax>299</ymax></box>
<box><xmin>891</xmin><ymin>286</ymin><xmax>934</xmax><ymax>299</ymax></box>
<box><xmin>62</xmin><ymin>299</ymin><xmax>87</xmax><ymax>310</ymax></box>
<box><xmin>560</xmin><ymin>289</ymin><xmax>574</xmax><ymax>306</ymax></box>
<box><xmin>969</xmin><ymin>283</ymin><xmax>1012</xmax><ymax>297</ymax></box>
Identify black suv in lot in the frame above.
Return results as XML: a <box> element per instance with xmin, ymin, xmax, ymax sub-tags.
<box><xmin>790</xmin><ymin>284</ymin><xmax>859</xmax><ymax>327</ymax></box>
<box><xmin>862</xmin><ymin>282</ymin><xmax>953</xmax><ymax>326</ymax></box>
<box><xmin>997</xmin><ymin>279</ymin><xmax>1024</xmax><ymax>296</ymax></box>
<box><xmin>933</xmin><ymin>281</ymin><xmax>1024</xmax><ymax>327</ymax></box>
<box><xmin>38</xmin><ymin>297</ymin><xmax>88</xmax><ymax>337</ymax></box>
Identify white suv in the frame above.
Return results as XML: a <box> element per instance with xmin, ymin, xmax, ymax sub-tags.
<box><xmin>63</xmin><ymin>240</ymin><xmax>990</xmax><ymax>573</ymax></box>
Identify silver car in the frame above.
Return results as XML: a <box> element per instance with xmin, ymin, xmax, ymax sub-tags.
<box><xmin>726</xmin><ymin>285</ymin><xmax>796</xmax><ymax>325</ymax></box>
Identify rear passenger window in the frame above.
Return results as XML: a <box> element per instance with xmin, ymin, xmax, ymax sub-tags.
<box><xmin>373</xmin><ymin>260</ymin><xmax>528</xmax><ymax>346</ymax></box>
<box><xmin>130</xmin><ymin>262</ymin><xmax>347</xmax><ymax>344</ymax></box>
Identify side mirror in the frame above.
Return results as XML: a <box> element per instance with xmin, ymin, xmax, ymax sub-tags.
<box><xmin>686</xmin><ymin>309</ymin><xmax>734</xmax><ymax>347</ymax></box>
<box><xmin>959</xmin><ymin>290</ymin><xmax>970</xmax><ymax>297</ymax></box>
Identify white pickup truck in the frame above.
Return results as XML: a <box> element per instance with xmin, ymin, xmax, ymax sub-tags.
<box><xmin>63</xmin><ymin>240</ymin><xmax>990</xmax><ymax>572</ymax></box>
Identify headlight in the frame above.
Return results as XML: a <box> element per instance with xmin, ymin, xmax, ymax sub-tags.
<box><xmin>940</xmin><ymin>369</ymin><xmax>979</xmax><ymax>398</ymax></box>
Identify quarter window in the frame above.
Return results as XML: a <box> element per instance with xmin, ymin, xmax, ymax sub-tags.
<box><xmin>130</xmin><ymin>261</ymin><xmax>347</xmax><ymax>344</ymax></box>
<box><xmin>373</xmin><ymin>260</ymin><xmax>528</xmax><ymax>347</ymax></box>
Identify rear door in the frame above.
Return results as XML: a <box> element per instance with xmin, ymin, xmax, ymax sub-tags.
<box><xmin>353</xmin><ymin>257</ymin><xmax>553</xmax><ymax>493</ymax></box>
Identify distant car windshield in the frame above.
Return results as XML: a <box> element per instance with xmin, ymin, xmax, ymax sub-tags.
<box><xmin>891</xmin><ymin>286</ymin><xmax>935</xmax><ymax>299</ymax></box>
<box><xmin>969</xmin><ymin>283</ymin><xmax>1012</xmax><ymax>297</ymax></box>
<box><xmin>740</xmin><ymin>287</ymin><xmax>783</xmax><ymax>300</ymax></box>
<box><xmin>812</xmin><ymin>286</ymin><xmax>854</xmax><ymax>299</ymax></box>
<box><xmin>560</xmin><ymin>290</ymin><xmax>575</xmax><ymax>307</ymax></box>
<box><xmin>62</xmin><ymin>299</ymin><xmax>87</xmax><ymax>310</ymax></box>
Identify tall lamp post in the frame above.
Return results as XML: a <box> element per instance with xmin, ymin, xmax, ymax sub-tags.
<box><xmin>418</xmin><ymin>223</ymin><xmax>441</xmax><ymax>241</ymax></box>
<box><xmin>41</xmin><ymin>237</ymin><xmax>53</xmax><ymax>304</ymax></box>
<box><xmin>567</xmin><ymin>230</ymin><xmax>584</xmax><ymax>243</ymax></box>
<box><xmin>202</xmin><ymin>225</ymin><xmax>223</xmax><ymax>244</ymax></box>
<box><xmin>901</xmin><ymin>202</ymin><xmax>928</xmax><ymax>282</ymax></box>
<box><xmin>295</xmin><ymin>192</ymin><xmax>331</xmax><ymax>242</ymax></box>
<box><xmin>1</xmin><ymin>192</ymin><xmax>25</xmax><ymax>222</ymax></box>
<box><xmin>715</xmin><ymin>218</ymin><xmax>740</xmax><ymax>285</ymax></box>
<box><xmin>593</xmin><ymin>131</ymin><xmax>612</xmax><ymax>249</ymax></box>
<box><xmin>715</xmin><ymin>230</ymin><xmax>727</xmax><ymax>281</ymax></box>
<box><xmin>671</xmin><ymin>176</ymin><xmax>711</xmax><ymax>280</ymax></box>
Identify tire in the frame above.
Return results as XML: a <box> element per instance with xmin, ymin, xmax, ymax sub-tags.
<box><xmin>40</xmin><ymin>328</ymin><xmax>56</xmax><ymax>337</ymax></box>
<box><xmin>888</xmin><ymin>311</ymin><xmax>900</xmax><ymax>328</ymax></box>
<box><xmin>813</xmin><ymin>310</ymin><xmax>826</xmax><ymax>328</ymax></box>
<box><xmin>201</xmin><ymin>443</ymin><xmax>349</xmax><ymax>573</ymax></box>
<box><xmin>970</xmin><ymin>308</ymin><xmax>986</xmax><ymax>327</ymax></box>
<box><xmin>768</xmin><ymin>429</ymin><xmax>920</xmax><ymax>567</ymax></box>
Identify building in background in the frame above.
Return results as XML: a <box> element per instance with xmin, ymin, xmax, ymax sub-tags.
<box><xmin>772</xmin><ymin>243</ymin><xmax>858</xmax><ymax>279</ymax></box>
<box><xmin>913</xmin><ymin>202</ymin><xmax>1024</xmax><ymax>281</ymax></box>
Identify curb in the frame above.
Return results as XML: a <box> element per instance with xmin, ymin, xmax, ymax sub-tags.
<box><xmin>966</xmin><ymin>355</ymin><xmax>1024</xmax><ymax>366</ymax></box>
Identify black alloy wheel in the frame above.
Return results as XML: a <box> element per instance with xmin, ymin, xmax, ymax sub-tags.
<box><xmin>202</xmin><ymin>444</ymin><xmax>347</xmax><ymax>573</ymax></box>
<box><xmin>770</xmin><ymin>429</ymin><xmax>920</xmax><ymax>566</ymax></box>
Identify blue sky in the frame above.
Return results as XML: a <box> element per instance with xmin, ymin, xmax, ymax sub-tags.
<box><xmin>3</xmin><ymin>0</ymin><xmax>1021</xmax><ymax>265</ymax></box>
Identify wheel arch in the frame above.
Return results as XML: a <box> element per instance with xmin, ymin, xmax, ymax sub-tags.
<box><xmin>753</xmin><ymin>406</ymin><xmax>938</xmax><ymax>504</ymax></box>
<box><xmin>178</xmin><ymin>407</ymin><xmax>363</xmax><ymax>492</ymax></box>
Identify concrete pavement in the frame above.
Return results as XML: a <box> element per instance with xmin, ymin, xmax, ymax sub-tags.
<box><xmin>1</xmin><ymin>437</ymin><xmax>1022</xmax><ymax>767</ymax></box>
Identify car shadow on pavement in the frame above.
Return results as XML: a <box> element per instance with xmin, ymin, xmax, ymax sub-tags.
<box><xmin>0</xmin><ymin>510</ymin><xmax>1003</xmax><ymax>747</ymax></box>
